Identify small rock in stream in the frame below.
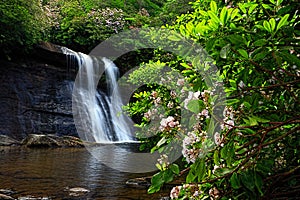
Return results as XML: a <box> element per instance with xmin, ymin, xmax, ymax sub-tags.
<box><xmin>18</xmin><ymin>196</ymin><xmax>50</xmax><ymax>200</ymax></box>
<box><xmin>0</xmin><ymin>193</ymin><xmax>14</xmax><ymax>200</ymax></box>
<box><xmin>67</xmin><ymin>187</ymin><xmax>90</xmax><ymax>197</ymax></box>
<box><xmin>0</xmin><ymin>189</ymin><xmax>15</xmax><ymax>195</ymax></box>
<box><xmin>126</xmin><ymin>177</ymin><xmax>151</xmax><ymax>188</ymax></box>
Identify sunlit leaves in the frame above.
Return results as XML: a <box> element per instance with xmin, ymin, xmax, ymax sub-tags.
<box><xmin>277</xmin><ymin>14</ymin><xmax>290</xmax><ymax>31</ymax></box>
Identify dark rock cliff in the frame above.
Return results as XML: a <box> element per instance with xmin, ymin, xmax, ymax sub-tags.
<box><xmin>0</xmin><ymin>43</ymin><xmax>78</xmax><ymax>141</ymax></box>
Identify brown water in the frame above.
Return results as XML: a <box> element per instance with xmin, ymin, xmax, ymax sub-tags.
<box><xmin>0</xmin><ymin>147</ymin><xmax>169</xmax><ymax>199</ymax></box>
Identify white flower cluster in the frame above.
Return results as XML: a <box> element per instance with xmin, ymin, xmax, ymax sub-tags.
<box><xmin>170</xmin><ymin>186</ymin><xmax>182</xmax><ymax>199</ymax></box>
<box><xmin>170</xmin><ymin>184</ymin><xmax>202</xmax><ymax>199</ymax></box>
<box><xmin>143</xmin><ymin>108</ymin><xmax>158</xmax><ymax>121</ymax></box>
<box><xmin>209</xmin><ymin>187</ymin><xmax>220</xmax><ymax>199</ymax></box>
<box><xmin>182</xmin><ymin>131</ymin><xmax>206</xmax><ymax>163</ymax></box>
<box><xmin>159</xmin><ymin>116</ymin><xmax>180</xmax><ymax>132</ymax></box>
<box><xmin>221</xmin><ymin>106</ymin><xmax>235</xmax><ymax>130</ymax></box>
<box><xmin>88</xmin><ymin>7</ymin><xmax>125</xmax><ymax>33</ymax></box>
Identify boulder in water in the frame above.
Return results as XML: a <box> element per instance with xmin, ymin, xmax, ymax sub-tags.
<box><xmin>22</xmin><ymin>134</ymin><xmax>84</xmax><ymax>148</ymax></box>
<box><xmin>0</xmin><ymin>135</ymin><xmax>20</xmax><ymax>146</ymax></box>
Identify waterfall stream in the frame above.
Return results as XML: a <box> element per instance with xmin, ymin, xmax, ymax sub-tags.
<box><xmin>63</xmin><ymin>48</ymin><xmax>134</xmax><ymax>143</ymax></box>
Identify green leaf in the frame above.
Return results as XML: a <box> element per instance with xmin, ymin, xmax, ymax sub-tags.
<box><xmin>277</xmin><ymin>14</ymin><xmax>290</xmax><ymax>31</ymax></box>
<box><xmin>163</xmin><ymin>169</ymin><xmax>174</xmax><ymax>183</ymax></box>
<box><xmin>262</xmin><ymin>4</ymin><xmax>272</xmax><ymax>10</ymax></box>
<box><xmin>227</xmin><ymin>35</ymin><xmax>246</xmax><ymax>46</ymax></box>
<box><xmin>248</xmin><ymin>3</ymin><xmax>258</xmax><ymax>14</ymax></box>
<box><xmin>187</xmin><ymin>99</ymin><xmax>205</xmax><ymax>113</ymax></box>
<box><xmin>196</xmin><ymin>158</ymin><xmax>206</xmax><ymax>182</ymax></box>
<box><xmin>148</xmin><ymin>172</ymin><xmax>164</xmax><ymax>193</ymax></box>
<box><xmin>226</xmin><ymin>98</ymin><xmax>240</xmax><ymax>105</ymax></box>
<box><xmin>241</xmin><ymin>171</ymin><xmax>255</xmax><ymax>191</ymax></box>
<box><xmin>213</xmin><ymin>150</ymin><xmax>220</xmax><ymax>165</ymax></box>
<box><xmin>263</xmin><ymin>20</ymin><xmax>272</xmax><ymax>33</ymax></box>
<box><xmin>186</xmin><ymin>170</ymin><xmax>195</xmax><ymax>183</ymax></box>
<box><xmin>195</xmin><ymin>23</ymin><xmax>210</xmax><ymax>34</ymax></box>
<box><xmin>220</xmin><ymin>7</ymin><xmax>228</xmax><ymax>25</ymax></box>
<box><xmin>230</xmin><ymin>172</ymin><xmax>241</xmax><ymax>189</ymax></box>
<box><xmin>253</xmin><ymin>39</ymin><xmax>268</xmax><ymax>47</ymax></box>
<box><xmin>187</xmin><ymin>158</ymin><xmax>206</xmax><ymax>183</ymax></box>
<box><xmin>254</xmin><ymin>172</ymin><xmax>263</xmax><ymax>195</ymax></box>
<box><xmin>170</xmin><ymin>164</ymin><xmax>180</xmax><ymax>175</ymax></box>
<box><xmin>269</xmin><ymin>18</ymin><xmax>276</xmax><ymax>32</ymax></box>
<box><xmin>199</xmin><ymin>10</ymin><xmax>208</xmax><ymax>16</ymax></box>
<box><xmin>210</xmin><ymin>1</ymin><xmax>218</xmax><ymax>13</ymax></box>
<box><xmin>251</xmin><ymin>115</ymin><xmax>270</xmax><ymax>123</ymax></box>
<box><xmin>230</xmin><ymin>9</ymin><xmax>239</xmax><ymax>20</ymax></box>
<box><xmin>243</xmin><ymin>102</ymin><xmax>251</xmax><ymax>109</ymax></box>
<box><xmin>214</xmin><ymin>167</ymin><xmax>231</xmax><ymax>176</ymax></box>
<box><xmin>208</xmin><ymin>11</ymin><xmax>220</xmax><ymax>24</ymax></box>
<box><xmin>247</xmin><ymin>116</ymin><xmax>258</xmax><ymax>126</ymax></box>
<box><xmin>269</xmin><ymin>0</ymin><xmax>275</xmax><ymax>4</ymax></box>
<box><xmin>253</xmin><ymin>49</ymin><xmax>269</xmax><ymax>61</ymax></box>
<box><xmin>186</xmin><ymin>22</ymin><xmax>194</xmax><ymax>34</ymax></box>
<box><xmin>238</xmin><ymin>49</ymin><xmax>248</xmax><ymax>58</ymax></box>
<box><xmin>156</xmin><ymin>137</ymin><xmax>167</xmax><ymax>148</ymax></box>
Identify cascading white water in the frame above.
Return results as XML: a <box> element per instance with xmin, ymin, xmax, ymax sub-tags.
<box><xmin>63</xmin><ymin>48</ymin><xmax>134</xmax><ymax>143</ymax></box>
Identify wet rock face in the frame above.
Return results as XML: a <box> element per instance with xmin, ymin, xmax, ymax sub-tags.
<box><xmin>0</xmin><ymin>57</ymin><xmax>77</xmax><ymax>141</ymax></box>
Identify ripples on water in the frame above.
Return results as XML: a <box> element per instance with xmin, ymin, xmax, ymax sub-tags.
<box><xmin>0</xmin><ymin>146</ymin><xmax>169</xmax><ymax>199</ymax></box>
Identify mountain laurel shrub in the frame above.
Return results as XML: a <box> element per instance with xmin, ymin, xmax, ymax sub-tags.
<box><xmin>125</xmin><ymin>0</ymin><xmax>299</xmax><ymax>199</ymax></box>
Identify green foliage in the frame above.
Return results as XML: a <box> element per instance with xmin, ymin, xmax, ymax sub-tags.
<box><xmin>0</xmin><ymin>0</ymin><xmax>48</xmax><ymax>56</ymax></box>
<box><xmin>44</xmin><ymin>0</ymin><xmax>126</xmax><ymax>52</ymax></box>
<box><xmin>125</xmin><ymin>0</ymin><xmax>300</xmax><ymax>199</ymax></box>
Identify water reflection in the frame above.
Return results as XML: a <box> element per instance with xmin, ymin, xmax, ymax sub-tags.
<box><xmin>0</xmin><ymin>147</ymin><xmax>168</xmax><ymax>199</ymax></box>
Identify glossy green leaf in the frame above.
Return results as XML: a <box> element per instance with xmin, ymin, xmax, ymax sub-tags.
<box><xmin>170</xmin><ymin>164</ymin><xmax>180</xmax><ymax>175</ymax></box>
<box><xmin>262</xmin><ymin>4</ymin><xmax>272</xmax><ymax>10</ymax></box>
<box><xmin>227</xmin><ymin>35</ymin><xmax>246</xmax><ymax>46</ymax></box>
<box><xmin>208</xmin><ymin>11</ymin><xmax>220</xmax><ymax>24</ymax></box>
<box><xmin>230</xmin><ymin>172</ymin><xmax>241</xmax><ymax>189</ymax></box>
<box><xmin>253</xmin><ymin>39</ymin><xmax>268</xmax><ymax>47</ymax></box>
<box><xmin>220</xmin><ymin>7</ymin><xmax>228</xmax><ymax>25</ymax></box>
<box><xmin>254</xmin><ymin>172</ymin><xmax>263</xmax><ymax>195</ymax></box>
<box><xmin>230</xmin><ymin>8</ymin><xmax>239</xmax><ymax>20</ymax></box>
<box><xmin>148</xmin><ymin>172</ymin><xmax>164</xmax><ymax>193</ymax></box>
<box><xmin>210</xmin><ymin>1</ymin><xmax>218</xmax><ymax>13</ymax></box>
<box><xmin>196</xmin><ymin>158</ymin><xmax>206</xmax><ymax>182</ymax></box>
<box><xmin>186</xmin><ymin>22</ymin><xmax>194</xmax><ymax>34</ymax></box>
<box><xmin>277</xmin><ymin>14</ymin><xmax>290</xmax><ymax>31</ymax></box>
<box><xmin>241</xmin><ymin>171</ymin><xmax>255</xmax><ymax>191</ymax></box>
<box><xmin>199</xmin><ymin>10</ymin><xmax>208</xmax><ymax>16</ymax></box>
<box><xmin>238</xmin><ymin>49</ymin><xmax>248</xmax><ymax>58</ymax></box>
<box><xmin>248</xmin><ymin>3</ymin><xmax>258</xmax><ymax>14</ymax></box>
<box><xmin>195</xmin><ymin>23</ymin><xmax>210</xmax><ymax>34</ymax></box>
<box><xmin>269</xmin><ymin>18</ymin><xmax>276</xmax><ymax>32</ymax></box>
<box><xmin>213</xmin><ymin>150</ymin><xmax>220</xmax><ymax>165</ymax></box>
<box><xmin>263</xmin><ymin>20</ymin><xmax>272</xmax><ymax>33</ymax></box>
<box><xmin>226</xmin><ymin>98</ymin><xmax>240</xmax><ymax>105</ymax></box>
<box><xmin>163</xmin><ymin>169</ymin><xmax>174</xmax><ymax>183</ymax></box>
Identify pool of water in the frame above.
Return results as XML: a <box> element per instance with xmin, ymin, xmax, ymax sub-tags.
<box><xmin>0</xmin><ymin>146</ymin><xmax>169</xmax><ymax>199</ymax></box>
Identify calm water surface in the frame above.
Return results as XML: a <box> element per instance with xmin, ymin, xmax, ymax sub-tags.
<box><xmin>0</xmin><ymin>146</ymin><xmax>169</xmax><ymax>199</ymax></box>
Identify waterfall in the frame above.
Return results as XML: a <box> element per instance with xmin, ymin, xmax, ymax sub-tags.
<box><xmin>63</xmin><ymin>48</ymin><xmax>134</xmax><ymax>143</ymax></box>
